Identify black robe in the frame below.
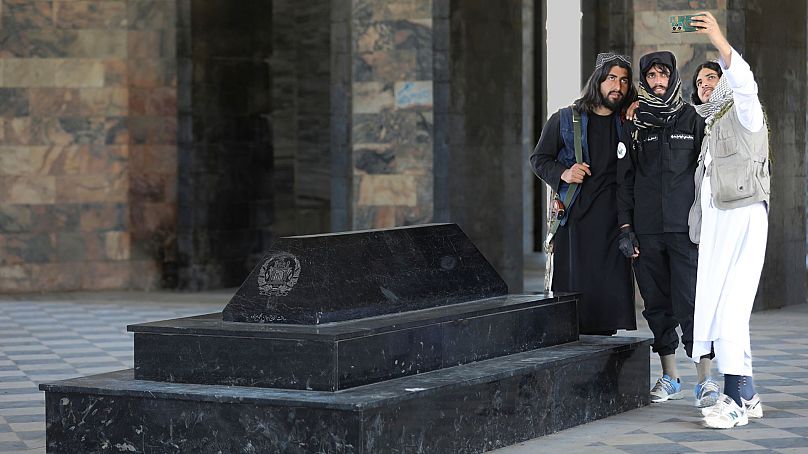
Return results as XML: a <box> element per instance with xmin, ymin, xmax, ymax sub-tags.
<box><xmin>531</xmin><ymin>111</ymin><xmax>636</xmax><ymax>333</ymax></box>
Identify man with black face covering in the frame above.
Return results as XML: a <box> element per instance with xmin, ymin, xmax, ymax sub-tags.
<box><xmin>616</xmin><ymin>51</ymin><xmax>714</xmax><ymax>406</ymax></box>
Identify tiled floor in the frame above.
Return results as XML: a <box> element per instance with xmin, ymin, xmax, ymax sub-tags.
<box><xmin>494</xmin><ymin>301</ymin><xmax>808</xmax><ymax>454</ymax></box>
<box><xmin>0</xmin><ymin>290</ymin><xmax>806</xmax><ymax>454</ymax></box>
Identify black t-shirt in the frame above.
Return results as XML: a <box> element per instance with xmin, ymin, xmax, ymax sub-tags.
<box><xmin>572</xmin><ymin>112</ymin><xmax>619</xmax><ymax>221</ymax></box>
<box><xmin>530</xmin><ymin>110</ymin><xmax>621</xmax><ymax>220</ymax></box>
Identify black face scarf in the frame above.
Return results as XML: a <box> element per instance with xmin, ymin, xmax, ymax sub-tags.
<box><xmin>634</xmin><ymin>51</ymin><xmax>685</xmax><ymax>129</ymax></box>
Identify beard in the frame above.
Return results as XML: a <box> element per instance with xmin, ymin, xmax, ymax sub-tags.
<box><xmin>601</xmin><ymin>92</ymin><xmax>624</xmax><ymax>111</ymax></box>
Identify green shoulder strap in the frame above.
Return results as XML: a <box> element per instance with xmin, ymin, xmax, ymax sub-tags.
<box><xmin>547</xmin><ymin>109</ymin><xmax>584</xmax><ymax>240</ymax></box>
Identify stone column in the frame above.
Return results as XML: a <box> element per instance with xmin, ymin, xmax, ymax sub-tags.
<box><xmin>744</xmin><ymin>0</ymin><xmax>807</xmax><ymax>309</ymax></box>
<box><xmin>442</xmin><ymin>1</ymin><xmax>527</xmax><ymax>292</ymax></box>
<box><xmin>271</xmin><ymin>0</ymin><xmax>332</xmax><ymax>237</ymax></box>
<box><xmin>0</xmin><ymin>0</ymin><xmax>138</xmax><ymax>291</ymax></box>
<box><xmin>175</xmin><ymin>0</ymin><xmax>274</xmax><ymax>289</ymax></box>
<box><xmin>128</xmin><ymin>0</ymin><xmax>180</xmax><ymax>289</ymax></box>
<box><xmin>350</xmin><ymin>0</ymin><xmax>435</xmax><ymax>229</ymax></box>
<box><xmin>333</xmin><ymin>0</ymin><xmax>530</xmax><ymax>291</ymax></box>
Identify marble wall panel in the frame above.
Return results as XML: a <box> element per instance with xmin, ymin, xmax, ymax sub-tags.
<box><xmin>0</xmin><ymin>264</ymin><xmax>31</xmax><ymax>291</ymax></box>
<box><xmin>30</xmin><ymin>262</ymin><xmax>83</xmax><ymax>290</ymax></box>
<box><xmin>0</xmin><ymin>204</ymin><xmax>33</xmax><ymax>233</ymax></box>
<box><xmin>0</xmin><ymin>117</ymin><xmax>31</xmax><ymax>145</ymax></box>
<box><xmin>1</xmin><ymin>0</ymin><xmax>54</xmax><ymax>29</ymax></box>
<box><xmin>80</xmin><ymin>260</ymin><xmax>132</xmax><ymax>289</ymax></box>
<box><xmin>0</xmin><ymin>88</ymin><xmax>30</xmax><ymax>116</ymax></box>
<box><xmin>55</xmin><ymin>1</ymin><xmax>128</xmax><ymax>29</ymax></box>
<box><xmin>349</xmin><ymin>0</ymin><xmax>435</xmax><ymax>230</ymax></box>
<box><xmin>127</xmin><ymin>0</ymin><xmax>176</xmax><ymax>30</ymax></box>
<box><xmin>0</xmin><ymin>232</ymin><xmax>56</xmax><ymax>264</ymax></box>
<box><xmin>56</xmin><ymin>173</ymin><xmax>128</xmax><ymax>203</ymax></box>
<box><xmin>0</xmin><ymin>0</ymin><xmax>179</xmax><ymax>292</ymax></box>
<box><xmin>104</xmin><ymin>60</ymin><xmax>128</xmax><ymax>86</ymax></box>
<box><xmin>30</xmin><ymin>204</ymin><xmax>81</xmax><ymax>233</ymax></box>
<box><xmin>29</xmin><ymin>88</ymin><xmax>82</xmax><ymax>117</ymax></box>
<box><xmin>0</xmin><ymin>176</ymin><xmax>56</xmax><ymax>204</ymax></box>
<box><xmin>79</xmin><ymin>203</ymin><xmax>128</xmax><ymax>231</ymax></box>
<box><xmin>357</xmin><ymin>174</ymin><xmax>418</xmax><ymax>206</ymax></box>
<box><xmin>28</xmin><ymin>145</ymin><xmax>128</xmax><ymax>176</ymax></box>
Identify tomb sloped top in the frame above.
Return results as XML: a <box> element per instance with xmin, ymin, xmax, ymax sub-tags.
<box><xmin>222</xmin><ymin>224</ymin><xmax>508</xmax><ymax>324</ymax></box>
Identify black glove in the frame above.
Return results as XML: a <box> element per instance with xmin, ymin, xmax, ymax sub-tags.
<box><xmin>618</xmin><ymin>226</ymin><xmax>639</xmax><ymax>258</ymax></box>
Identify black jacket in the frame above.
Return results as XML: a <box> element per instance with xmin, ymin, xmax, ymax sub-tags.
<box><xmin>617</xmin><ymin>104</ymin><xmax>705</xmax><ymax>234</ymax></box>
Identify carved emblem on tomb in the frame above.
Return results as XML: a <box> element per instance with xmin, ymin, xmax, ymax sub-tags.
<box><xmin>257</xmin><ymin>252</ymin><xmax>301</xmax><ymax>296</ymax></box>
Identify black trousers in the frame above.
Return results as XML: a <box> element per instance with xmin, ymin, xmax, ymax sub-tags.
<box><xmin>633</xmin><ymin>232</ymin><xmax>698</xmax><ymax>358</ymax></box>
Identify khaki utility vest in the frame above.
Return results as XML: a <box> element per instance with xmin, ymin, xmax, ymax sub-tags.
<box><xmin>688</xmin><ymin>106</ymin><xmax>770</xmax><ymax>244</ymax></box>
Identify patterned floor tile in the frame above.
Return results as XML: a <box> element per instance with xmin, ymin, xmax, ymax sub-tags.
<box><xmin>1</xmin><ymin>293</ymin><xmax>806</xmax><ymax>454</ymax></box>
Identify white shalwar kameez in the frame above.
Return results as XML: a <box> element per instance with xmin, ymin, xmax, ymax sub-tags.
<box><xmin>691</xmin><ymin>50</ymin><xmax>768</xmax><ymax>377</ymax></box>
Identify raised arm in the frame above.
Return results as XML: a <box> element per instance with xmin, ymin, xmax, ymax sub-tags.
<box><xmin>692</xmin><ymin>11</ymin><xmax>764</xmax><ymax>132</ymax></box>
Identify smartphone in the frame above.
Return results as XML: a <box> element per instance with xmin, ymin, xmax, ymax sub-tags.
<box><xmin>670</xmin><ymin>15</ymin><xmax>699</xmax><ymax>33</ymax></box>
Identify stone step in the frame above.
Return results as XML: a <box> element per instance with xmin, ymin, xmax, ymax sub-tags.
<box><xmin>41</xmin><ymin>335</ymin><xmax>651</xmax><ymax>454</ymax></box>
<box><xmin>129</xmin><ymin>292</ymin><xmax>579</xmax><ymax>391</ymax></box>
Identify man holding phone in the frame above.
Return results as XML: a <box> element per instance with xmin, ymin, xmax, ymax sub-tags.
<box><xmin>616</xmin><ymin>50</ymin><xmax>716</xmax><ymax>407</ymax></box>
<box><xmin>687</xmin><ymin>11</ymin><xmax>770</xmax><ymax>429</ymax></box>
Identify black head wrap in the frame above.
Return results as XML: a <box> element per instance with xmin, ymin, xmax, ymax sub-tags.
<box><xmin>634</xmin><ymin>51</ymin><xmax>685</xmax><ymax>129</ymax></box>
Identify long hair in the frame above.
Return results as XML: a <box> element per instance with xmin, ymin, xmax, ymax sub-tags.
<box><xmin>573</xmin><ymin>59</ymin><xmax>637</xmax><ymax>114</ymax></box>
<box><xmin>691</xmin><ymin>61</ymin><xmax>723</xmax><ymax>105</ymax></box>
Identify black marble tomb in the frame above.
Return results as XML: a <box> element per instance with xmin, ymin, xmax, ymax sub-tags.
<box><xmin>40</xmin><ymin>224</ymin><xmax>650</xmax><ymax>453</ymax></box>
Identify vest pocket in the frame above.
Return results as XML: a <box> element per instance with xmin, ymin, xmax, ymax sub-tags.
<box><xmin>711</xmin><ymin>137</ymin><xmax>737</xmax><ymax>158</ymax></box>
<box><xmin>714</xmin><ymin>160</ymin><xmax>755</xmax><ymax>202</ymax></box>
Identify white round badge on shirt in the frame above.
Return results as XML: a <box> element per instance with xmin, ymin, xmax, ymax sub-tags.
<box><xmin>617</xmin><ymin>142</ymin><xmax>627</xmax><ymax>159</ymax></box>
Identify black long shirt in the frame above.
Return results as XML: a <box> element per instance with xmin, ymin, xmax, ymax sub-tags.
<box><xmin>616</xmin><ymin>105</ymin><xmax>705</xmax><ymax>234</ymax></box>
<box><xmin>530</xmin><ymin>111</ymin><xmax>621</xmax><ymax>221</ymax></box>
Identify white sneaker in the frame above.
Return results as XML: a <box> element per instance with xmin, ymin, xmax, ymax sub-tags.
<box><xmin>742</xmin><ymin>394</ymin><xmax>763</xmax><ymax>419</ymax></box>
<box><xmin>703</xmin><ymin>394</ymin><xmax>749</xmax><ymax>429</ymax></box>
<box><xmin>701</xmin><ymin>393</ymin><xmax>764</xmax><ymax>418</ymax></box>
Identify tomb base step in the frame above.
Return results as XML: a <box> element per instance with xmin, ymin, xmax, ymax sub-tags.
<box><xmin>41</xmin><ymin>335</ymin><xmax>651</xmax><ymax>454</ymax></box>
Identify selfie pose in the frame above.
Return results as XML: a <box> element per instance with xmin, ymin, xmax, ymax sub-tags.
<box><xmin>530</xmin><ymin>53</ymin><xmax>637</xmax><ymax>335</ymax></box>
<box><xmin>688</xmin><ymin>12</ymin><xmax>770</xmax><ymax>429</ymax></box>
<box><xmin>616</xmin><ymin>51</ymin><xmax>715</xmax><ymax>406</ymax></box>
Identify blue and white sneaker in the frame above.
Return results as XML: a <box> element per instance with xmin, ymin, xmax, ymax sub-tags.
<box><xmin>695</xmin><ymin>377</ymin><xmax>721</xmax><ymax>408</ymax></box>
<box><xmin>650</xmin><ymin>374</ymin><xmax>684</xmax><ymax>403</ymax></box>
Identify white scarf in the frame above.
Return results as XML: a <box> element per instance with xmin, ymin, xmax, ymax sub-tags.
<box><xmin>695</xmin><ymin>75</ymin><xmax>734</xmax><ymax>131</ymax></box>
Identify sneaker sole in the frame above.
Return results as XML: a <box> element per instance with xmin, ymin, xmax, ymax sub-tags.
<box><xmin>651</xmin><ymin>390</ymin><xmax>684</xmax><ymax>403</ymax></box>
<box><xmin>703</xmin><ymin>416</ymin><xmax>748</xmax><ymax>429</ymax></box>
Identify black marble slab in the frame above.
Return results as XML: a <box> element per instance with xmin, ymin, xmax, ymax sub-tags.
<box><xmin>222</xmin><ymin>223</ymin><xmax>508</xmax><ymax>324</ymax></box>
<box><xmin>130</xmin><ymin>293</ymin><xmax>579</xmax><ymax>390</ymax></box>
<box><xmin>41</xmin><ymin>336</ymin><xmax>652</xmax><ymax>454</ymax></box>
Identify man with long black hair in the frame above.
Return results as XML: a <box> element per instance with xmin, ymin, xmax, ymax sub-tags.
<box><xmin>617</xmin><ymin>51</ymin><xmax>715</xmax><ymax>407</ymax></box>
<box><xmin>530</xmin><ymin>53</ymin><xmax>638</xmax><ymax>335</ymax></box>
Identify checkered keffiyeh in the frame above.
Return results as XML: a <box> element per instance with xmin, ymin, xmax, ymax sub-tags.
<box><xmin>695</xmin><ymin>73</ymin><xmax>734</xmax><ymax>128</ymax></box>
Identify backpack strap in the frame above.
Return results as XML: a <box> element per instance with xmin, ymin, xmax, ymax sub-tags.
<box><xmin>546</xmin><ymin>109</ymin><xmax>583</xmax><ymax>244</ymax></box>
